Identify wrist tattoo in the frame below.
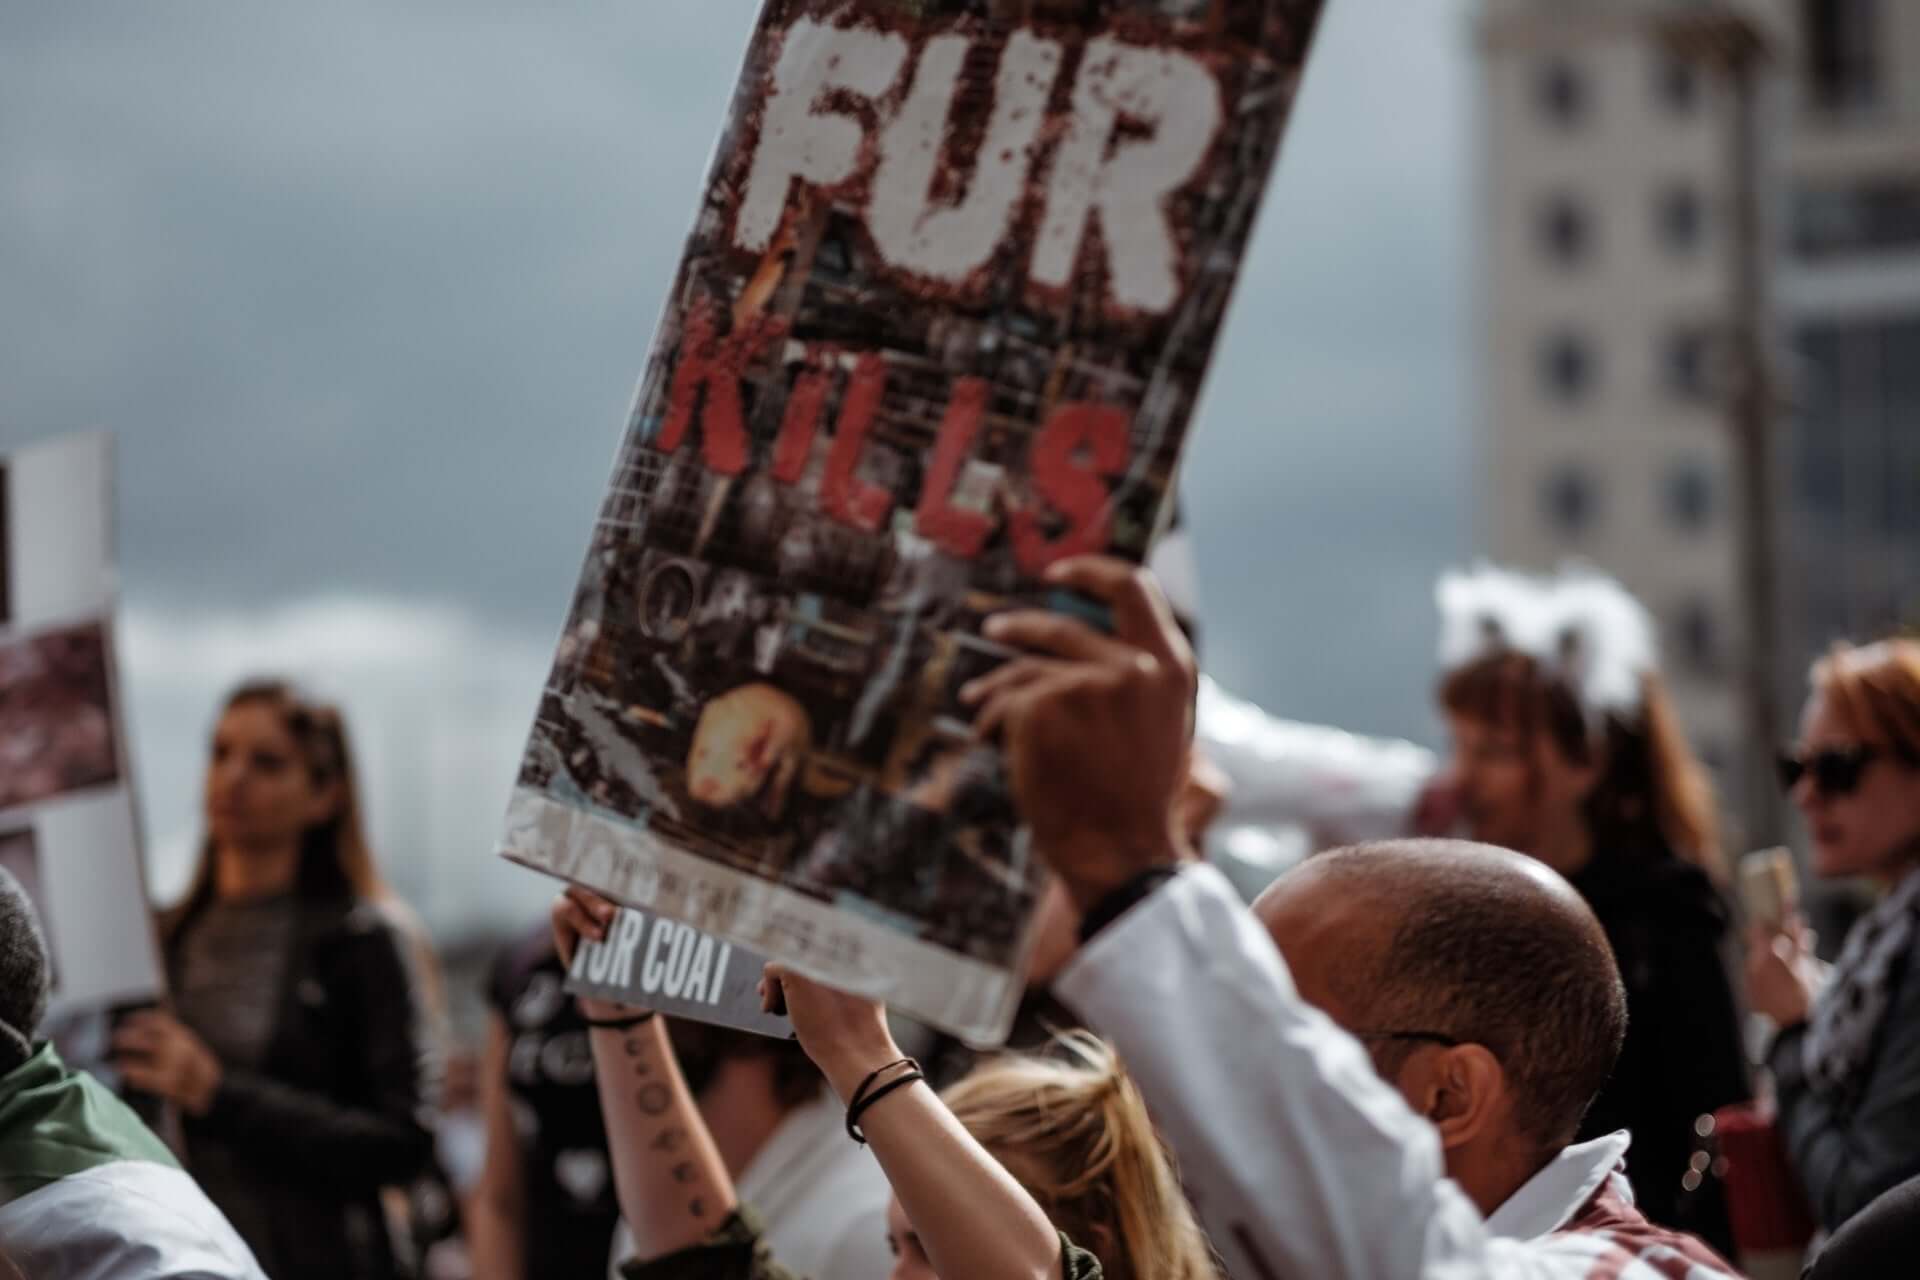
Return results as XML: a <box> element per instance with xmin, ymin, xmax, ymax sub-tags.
<box><xmin>635</xmin><ymin>1083</ymin><xmax>671</xmax><ymax>1115</ymax></box>
<box><xmin>652</xmin><ymin>1127</ymin><xmax>685</xmax><ymax>1153</ymax></box>
<box><xmin>671</xmin><ymin>1161</ymin><xmax>695</xmax><ymax>1185</ymax></box>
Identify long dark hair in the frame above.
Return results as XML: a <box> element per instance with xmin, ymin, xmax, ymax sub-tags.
<box><xmin>161</xmin><ymin>680</ymin><xmax>390</xmax><ymax>941</ymax></box>
<box><xmin>1440</xmin><ymin>652</ymin><xmax>1725</xmax><ymax>882</ymax></box>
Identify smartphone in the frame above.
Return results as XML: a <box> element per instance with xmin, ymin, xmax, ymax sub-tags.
<box><xmin>1737</xmin><ymin>847</ymin><xmax>1799</xmax><ymax>931</ymax></box>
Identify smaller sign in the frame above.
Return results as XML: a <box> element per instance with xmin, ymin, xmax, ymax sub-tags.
<box><xmin>565</xmin><ymin>905</ymin><xmax>792</xmax><ymax>1039</ymax></box>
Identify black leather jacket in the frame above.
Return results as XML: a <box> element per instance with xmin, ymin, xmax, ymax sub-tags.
<box><xmin>165</xmin><ymin>891</ymin><xmax>437</xmax><ymax>1280</ymax></box>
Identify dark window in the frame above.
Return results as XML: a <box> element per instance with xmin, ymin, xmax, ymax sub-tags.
<box><xmin>1537</xmin><ymin>57</ymin><xmax>1589</xmax><ymax>128</ymax></box>
<box><xmin>1804</xmin><ymin>0</ymin><xmax>1880</xmax><ymax>115</ymax></box>
<box><xmin>1656</xmin><ymin>54</ymin><xmax>1701</xmax><ymax>114</ymax></box>
<box><xmin>1542</xmin><ymin>466</ymin><xmax>1600</xmax><ymax>537</ymax></box>
<box><xmin>1663</xmin><ymin>327</ymin><xmax>1718</xmax><ymax>402</ymax></box>
<box><xmin>1657</xmin><ymin>185</ymin><xmax>1704</xmax><ymax>255</ymax></box>
<box><xmin>1539</xmin><ymin>195</ymin><xmax>1594</xmax><ymax>268</ymax></box>
<box><xmin>1539</xmin><ymin>332</ymin><xmax>1597</xmax><ymax>403</ymax></box>
<box><xmin>1665</xmin><ymin>462</ymin><xmax>1715</xmax><ymax>532</ymax></box>
<box><xmin>1673</xmin><ymin>599</ymin><xmax>1721</xmax><ymax>677</ymax></box>
<box><xmin>1792</xmin><ymin>316</ymin><xmax>1920</xmax><ymax>540</ymax></box>
<box><xmin>1792</xmin><ymin>179</ymin><xmax>1920</xmax><ymax>260</ymax></box>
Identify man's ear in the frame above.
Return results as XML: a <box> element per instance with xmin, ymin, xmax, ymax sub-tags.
<box><xmin>1416</xmin><ymin>1045</ymin><xmax>1509</xmax><ymax>1151</ymax></box>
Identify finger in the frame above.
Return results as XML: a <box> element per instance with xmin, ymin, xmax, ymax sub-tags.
<box><xmin>959</xmin><ymin>656</ymin><xmax>1068</xmax><ymax>707</ymax></box>
<box><xmin>761</xmin><ymin>964</ymin><xmax>790</xmax><ymax>1017</ymax></box>
<box><xmin>566</xmin><ymin>886</ymin><xmax>619</xmax><ymax>927</ymax></box>
<box><xmin>115</xmin><ymin>1062</ymin><xmax>162</xmax><ymax>1092</ymax></box>
<box><xmin>111</xmin><ymin>1025</ymin><xmax>162</xmax><ymax>1055</ymax></box>
<box><xmin>974</xmin><ymin>682</ymin><xmax>1043</xmax><ymax>744</ymax></box>
<box><xmin>1041</xmin><ymin>556</ymin><xmax>1188</xmax><ymax>667</ymax></box>
<box><xmin>983</xmin><ymin>610</ymin><xmax>1136</xmax><ymax>665</ymax></box>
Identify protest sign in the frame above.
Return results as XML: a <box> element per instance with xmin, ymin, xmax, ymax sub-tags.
<box><xmin>0</xmin><ymin>433</ymin><xmax>163</xmax><ymax>1014</ymax></box>
<box><xmin>503</xmin><ymin>0</ymin><xmax>1326</xmax><ymax>1040</ymax></box>
<box><xmin>565</xmin><ymin>905</ymin><xmax>793</xmax><ymax>1039</ymax></box>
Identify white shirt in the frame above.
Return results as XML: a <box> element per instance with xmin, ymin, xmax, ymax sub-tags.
<box><xmin>610</xmin><ymin>1091</ymin><xmax>893</xmax><ymax>1279</ymax></box>
<box><xmin>1055</xmin><ymin>863</ymin><xmax>1741</xmax><ymax>1280</ymax></box>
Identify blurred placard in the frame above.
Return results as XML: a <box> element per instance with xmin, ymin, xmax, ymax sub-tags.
<box><xmin>1</xmin><ymin>433</ymin><xmax>163</xmax><ymax>1013</ymax></box>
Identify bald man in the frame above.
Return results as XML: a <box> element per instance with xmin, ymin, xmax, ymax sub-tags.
<box><xmin>970</xmin><ymin>556</ymin><xmax>1743</xmax><ymax>1280</ymax></box>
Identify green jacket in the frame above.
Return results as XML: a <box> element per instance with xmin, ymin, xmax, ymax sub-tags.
<box><xmin>0</xmin><ymin>1044</ymin><xmax>264</xmax><ymax>1279</ymax></box>
<box><xmin>620</xmin><ymin>1207</ymin><xmax>1103</xmax><ymax>1280</ymax></box>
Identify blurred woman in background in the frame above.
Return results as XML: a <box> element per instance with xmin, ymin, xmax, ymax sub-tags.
<box><xmin>1747</xmin><ymin>638</ymin><xmax>1920</xmax><ymax>1234</ymax></box>
<box><xmin>1433</xmin><ymin>565</ymin><xmax>1748</xmax><ymax>1241</ymax></box>
<box><xmin>113</xmin><ymin>680</ymin><xmax>437</xmax><ymax>1280</ymax></box>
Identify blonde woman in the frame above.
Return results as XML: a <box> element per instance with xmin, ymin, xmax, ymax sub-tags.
<box><xmin>553</xmin><ymin>889</ymin><xmax>1214</xmax><ymax>1280</ymax></box>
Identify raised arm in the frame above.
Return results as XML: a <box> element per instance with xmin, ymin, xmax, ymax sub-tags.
<box><xmin>764</xmin><ymin>966</ymin><xmax>1065</xmax><ymax>1280</ymax></box>
<box><xmin>973</xmin><ymin>556</ymin><xmax>1609</xmax><ymax>1280</ymax></box>
<box><xmin>553</xmin><ymin>890</ymin><xmax>737</xmax><ymax>1261</ymax></box>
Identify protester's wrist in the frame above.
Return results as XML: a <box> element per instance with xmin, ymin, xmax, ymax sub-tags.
<box><xmin>820</xmin><ymin>1034</ymin><xmax>907</xmax><ymax>1106</ymax></box>
<box><xmin>183</xmin><ymin>1057</ymin><xmax>222</xmax><ymax>1118</ymax></box>
<box><xmin>577</xmin><ymin>994</ymin><xmax>643</xmax><ymax>1024</ymax></box>
<box><xmin>1044</xmin><ymin>824</ymin><xmax>1191</xmax><ymax>914</ymax></box>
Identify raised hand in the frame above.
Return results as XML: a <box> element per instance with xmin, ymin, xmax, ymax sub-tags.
<box><xmin>963</xmin><ymin>555</ymin><xmax>1199</xmax><ymax>910</ymax></box>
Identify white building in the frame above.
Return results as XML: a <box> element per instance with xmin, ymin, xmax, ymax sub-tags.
<box><xmin>1479</xmin><ymin>0</ymin><xmax>1788</xmax><ymax>829</ymax></box>
<box><xmin>1778</xmin><ymin>0</ymin><xmax>1920</xmax><ymax>677</ymax></box>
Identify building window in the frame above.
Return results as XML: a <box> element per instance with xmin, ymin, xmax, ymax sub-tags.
<box><xmin>1662</xmin><ymin>326</ymin><xmax>1718</xmax><ymax>403</ymax></box>
<box><xmin>1664</xmin><ymin>462</ymin><xmax>1715</xmax><ymax>532</ymax></box>
<box><xmin>1656</xmin><ymin>53</ymin><xmax>1701</xmax><ymax>115</ymax></box>
<box><xmin>1536</xmin><ymin>56</ymin><xmax>1589</xmax><ymax>128</ymax></box>
<box><xmin>1804</xmin><ymin>0</ymin><xmax>1880</xmax><ymax>115</ymax></box>
<box><xmin>1657</xmin><ymin>185</ymin><xmax>1704</xmax><ymax>255</ymax></box>
<box><xmin>1538</xmin><ymin>194</ymin><xmax>1594</xmax><ymax>268</ymax></box>
<box><xmin>1792</xmin><ymin>178</ymin><xmax>1920</xmax><ymax>260</ymax></box>
<box><xmin>1673</xmin><ymin>599</ymin><xmax>1722</xmax><ymax>677</ymax></box>
<box><xmin>1542</xmin><ymin>466</ymin><xmax>1599</xmax><ymax>537</ymax></box>
<box><xmin>1539</xmin><ymin>331</ymin><xmax>1597</xmax><ymax>403</ymax></box>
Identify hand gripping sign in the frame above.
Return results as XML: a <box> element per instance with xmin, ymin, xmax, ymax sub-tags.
<box><xmin>502</xmin><ymin>0</ymin><xmax>1326</xmax><ymax>1042</ymax></box>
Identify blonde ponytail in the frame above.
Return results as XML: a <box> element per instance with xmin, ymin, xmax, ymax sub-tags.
<box><xmin>942</xmin><ymin>1032</ymin><xmax>1216</xmax><ymax>1280</ymax></box>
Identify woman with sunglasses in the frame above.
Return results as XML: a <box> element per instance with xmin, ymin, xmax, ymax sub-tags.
<box><xmin>1746</xmin><ymin>637</ymin><xmax>1920</xmax><ymax>1235</ymax></box>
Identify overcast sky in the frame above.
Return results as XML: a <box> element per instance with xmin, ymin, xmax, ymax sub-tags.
<box><xmin>0</xmin><ymin>0</ymin><xmax>1477</xmax><ymax>933</ymax></box>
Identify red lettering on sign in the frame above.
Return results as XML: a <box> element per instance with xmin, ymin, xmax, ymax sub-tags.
<box><xmin>1012</xmin><ymin>402</ymin><xmax>1130</xmax><ymax>575</ymax></box>
<box><xmin>771</xmin><ymin>367</ymin><xmax>829</xmax><ymax>485</ymax></box>
<box><xmin>655</xmin><ymin>301</ymin><xmax>788</xmax><ymax>477</ymax></box>
<box><xmin>914</xmin><ymin>378</ymin><xmax>995</xmax><ymax>558</ymax></box>
<box><xmin>820</xmin><ymin>354</ymin><xmax>895</xmax><ymax>533</ymax></box>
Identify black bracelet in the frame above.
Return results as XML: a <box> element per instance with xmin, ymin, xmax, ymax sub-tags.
<box><xmin>1077</xmin><ymin>864</ymin><xmax>1183</xmax><ymax>944</ymax></box>
<box><xmin>846</xmin><ymin>1069</ymin><xmax>925</xmax><ymax>1145</ymax></box>
<box><xmin>844</xmin><ymin>1057</ymin><xmax>919</xmax><ymax>1142</ymax></box>
<box><xmin>581</xmin><ymin>1010</ymin><xmax>656</xmax><ymax>1031</ymax></box>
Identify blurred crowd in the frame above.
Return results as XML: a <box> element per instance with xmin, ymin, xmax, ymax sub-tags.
<box><xmin>1</xmin><ymin>555</ymin><xmax>1918</xmax><ymax>1280</ymax></box>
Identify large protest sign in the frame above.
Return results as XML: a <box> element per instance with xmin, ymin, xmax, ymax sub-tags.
<box><xmin>565</xmin><ymin>906</ymin><xmax>792</xmax><ymax>1038</ymax></box>
<box><xmin>503</xmin><ymin>0</ymin><xmax>1326</xmax><ymax>1040</ymax></box>
<box><xmin>0</xmin><ymin>433</ymin><xmax>163</xmax><ymax>1014</ymax></box>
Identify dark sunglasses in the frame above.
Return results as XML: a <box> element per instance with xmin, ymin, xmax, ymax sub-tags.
<box><xmin>1777</xmin><ymin>745</ymin><xmax>1897</xmax><ymax>797</ymax></box>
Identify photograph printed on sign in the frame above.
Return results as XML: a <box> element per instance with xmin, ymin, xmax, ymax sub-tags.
<box><xmin>0</xmin><ymin>622</ymin><xmax>122</xmax><ymax>813</ymax></box>
<box><xmin>504</xmin><ymin>0</ymin><xmax>1326</xmax><ymax>1039</ymax></box>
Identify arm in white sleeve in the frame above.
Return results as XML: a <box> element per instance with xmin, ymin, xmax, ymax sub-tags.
<box><xmin>1196</xmin><ymin>677</ymin><xmax>1436</xmax><ymax>849</ymax></box>
<box><xmin>1053</xmin><ymin>864</ymin><xmax>1575</xmax><ymax>1280</ymax></box>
